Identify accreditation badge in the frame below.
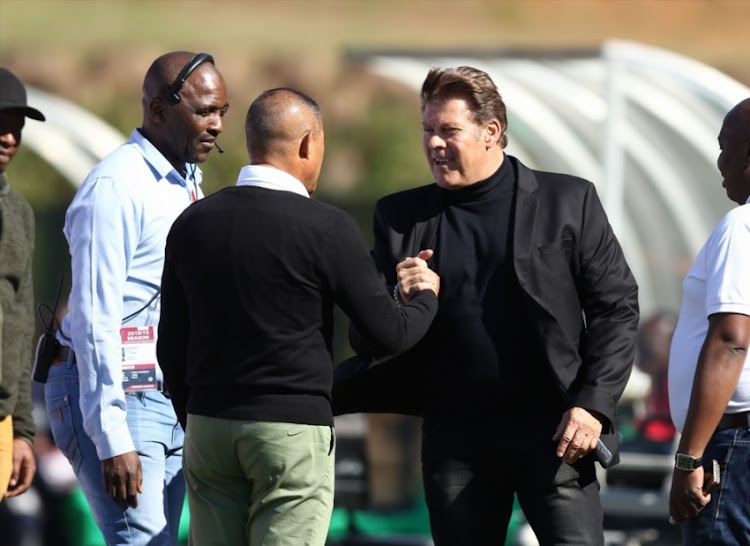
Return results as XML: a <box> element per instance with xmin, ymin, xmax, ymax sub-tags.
<box><xmin>120</xmin><ymin>326</ymin><xmax>158</xmax><ymax>391</ymax></box>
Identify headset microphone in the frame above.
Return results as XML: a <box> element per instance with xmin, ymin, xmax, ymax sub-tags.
<box><xmin>215</xmin><ymin>142</ymin><xmax>224</xmax><ymax>154</ymax></box>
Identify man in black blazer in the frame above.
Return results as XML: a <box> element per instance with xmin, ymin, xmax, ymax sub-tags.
<box><xmin>333</xmin><ymin>66</ymin><xmax>639</xmax><ymax>545</ymax></box>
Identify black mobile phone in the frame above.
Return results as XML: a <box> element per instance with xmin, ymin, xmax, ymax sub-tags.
<box><xmin>595</xmin><ymin>439</ymin><xmax>613</xmax><ymax>467</ymax></box>
<box><xmin>703</xmin><ymin>459</ymin><xmax>720</xmax><ymax>494</ymax></box>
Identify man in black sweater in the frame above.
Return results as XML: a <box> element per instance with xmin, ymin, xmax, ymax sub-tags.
<box><xmin>157</xmin><ymin>88</ymin><xmax>439</xmax><ymax>546</ymax></box>
<box><xmin>333</xmin><ymin>66</ymin><xmax>639</xmax><ymax>545</ymax></box>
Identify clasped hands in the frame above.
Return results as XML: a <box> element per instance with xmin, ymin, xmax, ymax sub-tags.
<box><xmin>395</xmin><ymin>249</ymin><xmax>440</xmax><ymax>302</ymax></box>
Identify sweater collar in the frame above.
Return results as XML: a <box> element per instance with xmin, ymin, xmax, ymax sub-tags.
<box><xmin>441</xmin><ymin>153</ymin><xmax>514</xmax><ymax>205</ymax></box>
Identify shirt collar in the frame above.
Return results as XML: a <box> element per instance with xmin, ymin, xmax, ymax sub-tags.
<box><xmin>130</xmin><ymin>129</ymin><xmax>203</xmax><ymax>185</ymax></box>
<box><xmin>235</xmin><ymin>165</ymin><xmax>310</xmax><ymax>198</ymax></box>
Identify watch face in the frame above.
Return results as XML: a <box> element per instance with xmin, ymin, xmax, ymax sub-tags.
<box><xmin>675</xmin><ymin>453</ymin><xmax>701</xmax><ymax>471</ymax></box>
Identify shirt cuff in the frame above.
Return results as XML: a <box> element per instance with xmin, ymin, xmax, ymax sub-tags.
<box><xmin>392</xmin><ymin>284</ymin><xmax>402</xmax><ymax>306</ymax></box>
<box><xmin>91</xmin><ymin>423</ymin><xmax>136</xmax><ymax>460</ymax></box>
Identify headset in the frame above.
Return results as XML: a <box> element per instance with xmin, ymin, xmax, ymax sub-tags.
<box><xmin>163</xmin><ymin>52</ymin><xmax>215</xmax><ymax>105</ymax></box>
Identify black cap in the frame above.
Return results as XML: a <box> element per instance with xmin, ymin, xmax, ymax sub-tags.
<box><xmin>0</xmin><ymin>67</ymin><xmax>45</xmax><ymax>121</ymax></box>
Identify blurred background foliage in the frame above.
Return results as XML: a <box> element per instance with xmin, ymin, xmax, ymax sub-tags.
<box><xmin>2</xmin><ymin>0</ymin><xmax>750</xmax><ymax>361</ymax></box>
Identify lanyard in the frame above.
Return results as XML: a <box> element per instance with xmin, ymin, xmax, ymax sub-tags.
<box><xmin>187</xmin><ymin>164</ymin><xmax>198</xmax><ymax>203</ymax></box>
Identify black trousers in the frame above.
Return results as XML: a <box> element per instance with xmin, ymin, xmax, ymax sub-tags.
<box><xmin>421</xmin><ymin>413</ymin><xmax>604</xmax><ymax>546</ymax></box>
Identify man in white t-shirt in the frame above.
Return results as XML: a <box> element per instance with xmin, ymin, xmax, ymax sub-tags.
<box><xmin>668</xmin><ymin>97</ymin><xmax>750</xmax><ymax>544</ymax></box>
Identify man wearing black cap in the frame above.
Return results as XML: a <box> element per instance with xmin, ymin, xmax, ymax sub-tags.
<box><xmin>0</xmin><ymin>67</ymin><xmax>45</xmax><ymax>501</ymax></box>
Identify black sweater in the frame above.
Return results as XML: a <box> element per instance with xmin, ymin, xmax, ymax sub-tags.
<box><xmin>425</xmin><ymin>160</ymin><xmax>559</xmax><ymax>417</ymax></box>
<box><xmin>158</xmin><ymin>185</ymin><xmax>438</xmax><ymax>428</ymax></box>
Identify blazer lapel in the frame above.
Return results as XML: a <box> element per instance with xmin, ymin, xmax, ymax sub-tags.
<box><xmin>409</xmin><ymin>186</ymin><xmax>443</xmax><ymax>258</ymax></box>
<box><xmin>512</xmin><ymin>158</ymin><xmax>556</xmax><ymax>321</ymax></box>
<box><xmin>511</xmin><ymin>157</ymin><xmax>539</xmax><ymax>281</ymax></box>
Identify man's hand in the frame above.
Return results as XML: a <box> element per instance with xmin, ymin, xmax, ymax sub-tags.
<box><xmin>102</xmin><ymin>451</ymin><xmax>143</xmax><ymax>508</ymax></box>
<box><xmin>552</xmin><ymin>407</ymin><xmax>602</xmax><ymax>464</ymax></box>
<box><xmin>3</xmin><ymin>439</ymin><xmax>36</xmax><ymax>499</ymax></box>
<box><xmin>669</xmin><ymin>466</ymin><xmax>710</xmax><ymax>524</ymax></box>
<box><xmin>396</xmin><ymin>249</ymin><xmax>440</xmax><ymax>302</ymax></box>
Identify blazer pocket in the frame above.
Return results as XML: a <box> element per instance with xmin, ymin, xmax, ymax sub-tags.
<box><xmin>538</xmin><ymin>238</ymin><xmax>574</xmax><ymax>256</ymax></box>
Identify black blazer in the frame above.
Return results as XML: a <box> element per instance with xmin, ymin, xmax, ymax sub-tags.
<box><xmin>333</xmin><ymin>156</ymin><xmax>639</xmax><ymax>466</ymax></box>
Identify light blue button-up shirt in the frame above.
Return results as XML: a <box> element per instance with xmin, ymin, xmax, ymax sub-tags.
<box><xmin>58</xmin><ymin>129</ymin><xmax>203</xmax><ymax>460</ymax></box>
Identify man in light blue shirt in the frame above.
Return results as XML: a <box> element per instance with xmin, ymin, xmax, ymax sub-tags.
<box><xmin>43</xmin><ymin>51</ymin><xmax>228</xmax><ymax>545</ymax></box>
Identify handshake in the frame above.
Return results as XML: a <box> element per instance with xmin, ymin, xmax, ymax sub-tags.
<box><xmin>394</xmin><ymin>249</ymin><xmax>441</xmax><ymax>303</ymax></box>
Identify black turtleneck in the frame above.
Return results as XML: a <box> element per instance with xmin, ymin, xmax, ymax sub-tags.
<box><xmin>424</xmin><ymin>156</ymin><xmax>559</xmax><ymax>418</ymax></box>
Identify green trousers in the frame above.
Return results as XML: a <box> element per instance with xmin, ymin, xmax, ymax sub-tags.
<box><xmin>184</xmin><ymin>414</ymin><xmax>335</xmax><ymax>546</ymax></box>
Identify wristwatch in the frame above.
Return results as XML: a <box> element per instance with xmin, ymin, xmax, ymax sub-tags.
<box><xmin>674</xmin><ymin>452</ymin><xmax>703</xmax><ymax>471</ymax></box>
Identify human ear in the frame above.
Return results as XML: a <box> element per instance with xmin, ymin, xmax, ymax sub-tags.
<box><xmin>299</xmin><ymin>132</ymin><xmax>311</xmax><ymax>160</ymax></box>
<box><xmin>485</xmin><ymin>120</ymin><xmax>501</xmax><ymax>145</ymax></box>
<box><xmin>148</xmin><ymin>98</ymin><xmax>167</xmax><ymax>124</ymax></box>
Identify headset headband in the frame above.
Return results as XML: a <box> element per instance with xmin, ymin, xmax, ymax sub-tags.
<box><xmin>164</xmin><ymin>53</ymin><xmax>215</xmax><ymax>105</ymax></box>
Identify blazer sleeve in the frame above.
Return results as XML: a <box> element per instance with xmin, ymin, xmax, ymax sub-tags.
<box><xmin>571</xmin><ymin>183</ymin><xmax>639</xmax><ymax>428</ymax></box>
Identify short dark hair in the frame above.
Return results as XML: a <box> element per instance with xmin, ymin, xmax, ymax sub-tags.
<box><xmin>245</xmin><ymin>87</ymin><xmax>321</xmax><ymax>155</ymax></box>
<box><xmin>421</xmin><ymin>66</ymin><xmax>508</xmax><ymax>148</ymax></box>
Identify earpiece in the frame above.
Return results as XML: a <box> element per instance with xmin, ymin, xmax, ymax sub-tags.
<box><xmin>163</xmin><ymin>53</ymin><xmax>214</xmax><ymax>105</ymax></box>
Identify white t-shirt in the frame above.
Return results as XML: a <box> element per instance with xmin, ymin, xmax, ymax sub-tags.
<box><xmin>668</xmin><ymin>200</ymin><xmax>750</xmax><ymax>432</ymax></box>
